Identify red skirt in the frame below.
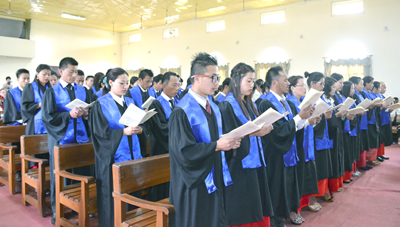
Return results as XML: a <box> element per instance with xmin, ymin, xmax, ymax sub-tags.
<box><xmin>356</xmin><ymin>151</ymin><xmax>367</xmax><ymax>167</ymax></box>
<box><xmin>298</xmin><ymin>195</ymin><xmax>310</xmax><ymax>212</ymax></box>
<box><xmin>328</xmin><ymin>177</ymin><xmax>342</xmax><ymax>193</ymax></box>
<box><xmin>229</xmin><ymin>216</ymin><xmax>270</xmax><ymax>227</ymax></box>
<box><xmin>366</xmin><ymin>148</ymin><xmax>378</xmax><ymax>161</ymax></box>
<box><xmin>377</xmin><ymin>143</ymin><xmax>385</xmax><ymax>156</ymax></box>
<box><xmin>309</xmin><ymin>179</ymin><xmax>328</xmax><ymax>197</ymax></box>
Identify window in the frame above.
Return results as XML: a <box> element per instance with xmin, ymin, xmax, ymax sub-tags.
<box><xmin>128</xmin><ymin>33</ymin><xmax>141</xmax><ymax>43</ymax></box>
<box><xmin>163</xmin><ymin>28</ymin><xmax>178</xmax><ymax>39</ymax></box>
<box><xmin>330</xmin><ymin>65</ymin><xmax>364</xmax><ymax>80</ymax></box>
<box><xmin>207</xmin><ymin>20</ymin><xmax>225</xmax><ymax>32</ymax></box>
<box><xmin>261</xmin><ymin>11</ymin><xmax>285</xmax><ymax>24</ymax></box>
<box><xmin>332</xmin><ymin>0</ymin><xmax>363</xmax><ymax>16</ymax></box>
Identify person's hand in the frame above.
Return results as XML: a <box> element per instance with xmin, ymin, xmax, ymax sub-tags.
<box><xmin>123</xmin><ymin>126</ymin><xmax>142</xmax><ymax>136</ymax></box>
<box><xmin>358</xmin><ymin>110</ymin><xmax>367</xmax><ymax>115</ymax></box>
<box><xmin>298</xmin><ymin>105</ymin><xmax>314</xmax><ymax>119</ymax></box>
<box><xmin>37</xmin><ymin>103</ymin><xmax>41</xmax><ymax>109</ymax></box>
<box><xmin>347</xmin><ymin>114</ymin><xmax>356</xmax><ymax>120</ymax></box>
<box><xmin>381</xmin><ymin>106</ymin><xmax>388</xmax><ymax>111</ymax></box>
<box><xmin>336</xmin><ymin>110</ymin><xmax>347</xmax><ymax>118</ymax></box>
<box><xmin>69</xmin><ymin>107</ymin><xmax>85</xmax><ymax>118</ymax></box>
<box><xmin>82</xmin><ymin>107</ymin><xmax>89</xmax><ymax>117</ymax></box>
<box><xmin>308</xmin><ymin>116</ymin><xmax>320</xmax><ymax>125</ymax></box>
<box><xmin>216</xmin><ymin>137</ymin><xmax>242</xmax><ymax>151</ymax></box>
<box><xmin>325</xmin><ymin>110</ymin><xmax>332</xmax><ymax>119</ymax></box>
<box><xmin>250</xmin><ymin>125</ymin><xmax>274</xmax><ymax>137</ymax></box>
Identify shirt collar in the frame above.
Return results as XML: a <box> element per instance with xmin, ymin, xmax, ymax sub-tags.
<box><xmin>18</xmin><ymin>86</ymin><xmax>23</xmax><ymax>91</ymax></box>
<box><xmin>161</xmin><ymin>92</ymin><xmax>173</xmax><ymax>101</ymax></box>
<box><xmin>109</xmin><ymin>92</ymin><xmax>125</xmax><ymax>107</ymax></box>
<box><xmin>189</xmin><ymin>89</ymin><xmax>207</xmax><ymax>109</ymax></box>
<box><xmin>270</xmin><ymin>90</ymin><xmax>286</xmax><ymax>102</ymax></box>
<box><xmin>138</xmin><ymin>84</ymin><xmax>147</xmax><ymax>92</ymax></box>
<box><xmin>60</xmin><ymin>78</ymin><xmax>74</xmax><ymax>88</ymax></box>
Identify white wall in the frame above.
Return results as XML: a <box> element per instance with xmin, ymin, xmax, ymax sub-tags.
<box><xmin>0</xmin><ymin>19</ymin><xmax>121</xmax><ymax>83</ymax></box>
<box><xmin>121</xmin><ymin>0</ymin><xmax>400</xmax><ymax>97</ymax></box>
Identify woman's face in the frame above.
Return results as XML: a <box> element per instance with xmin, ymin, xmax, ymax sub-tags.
<box><xmin>354</xmin><ymin>80</ymin><xmax>364</xmax><ymax>92</ymax></box>
<box><xmin>240</xmin><ymin>72</ymin><xmax>256</xmax><ymax>97</ymax></box>
<box><xmin>311</xmin><ymin>78</ymin><xmax>325</xmax><ymax>92</ymax></box>
<box><xmin>49</xmin><ymin>75</ymin><xmax>58</xmax><ymax>86</ymax></box>
<box><xmin>292</xmin><ymin>78</ymin><xmax>307</xmax><ymax>97</ymax></box>
<box><xmin>373</xmin><ymin>85</ymin><xmax>381</xmax><ymax>94</ymax></box>
<box><xmin>37</xmin><ymin>69</ymin><xmax>51</xmax><ymax>85</ymax></box>
<box><xmin>110</xmin><ymin>74</ymin><xmax>129</xmax><ymax>97</ymax></box>
<box><xmin>335</xmin><ymin>79</ymin><xmax>343</xmax><ymax>92</ymax></box>
<box><xmin>350</xmin><ymin>84</ymin><xmax>355</xmax><ymax>97</ymax></box>
<box><xmin>330</xmin><ymin>83</ymin><xmax>336</xmax><ymax>96</ymax></box>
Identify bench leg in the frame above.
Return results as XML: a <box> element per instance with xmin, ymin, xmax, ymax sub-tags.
<box><xmin>55</xmin><ymin>176</ymin><xmax>64</xmax><ymax>227</ymax></box>
<box><xmin>0</xmin><ymin>167</ymin><xmax>3</xmax><ymax>186</ymax></box>
<box><xmin>156</xmin><ymin>211</ymin><xmax>167</xmax><ymax>227</ymax></box>
<box><xmin>79</xmin><ymin>211</ymin><xmax>89</xmax><ymax>227</ymax></box>
<box><xmin>21</xmin><ymin>161</ymin><xmax>29</xmax><ymax>206</ymax></box>
<box><xmin>8</xmin><ymin>151</ymin><xmax>16</xmax><ymax>195</ymax></box>
<box><xmin>38</xmin><ymin>164</ymin><xmax>46</xmax><ymax>217</ymax></box>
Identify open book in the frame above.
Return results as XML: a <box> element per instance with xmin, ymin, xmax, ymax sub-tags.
<box><xmin>382</xmin><ymin>96</ymin><xmax>394</xmax><ymax>108</ymax></box>
<box><xmin>337</xmin><ymin>98</ymin><xmax>355</xmax><ymax>112</ymax></box>
<box><xmin>298</xmin><ymin>88</ymin><xmax>323</xmax><ymax>110</ymax></box>
<box><xmin>347</xmin><ymin>107</ymin><xmax>367</xmax><ymax>115</ymax></box>
<box><xmin>389</xmin><ymin>103</ymin><xmax>400</xmax><ymax>112</ymax></box>
<box><xmin>310</xmin><ymin>100</ymin><xmax>331</xmax><ymax>118</ymax></box>
<box><xmin>119</xmin><ymin>104</ymin><xmax>157</xmax><ymax>126</ymax></box>
<box><xmin>65</xmin><ymin>99</ymin><xmax>95</xmax><ymax>109</ymax></box>
<box><xmin>371</xmin><ymin>97</ymin><xmax>383</xmax><ymax>106</ymax></box>
<box><xmin>326</xmin><ymin>104</ymin><xmax>342</xmax><ymax>112</ymax></box>
<box><xmin>357</xmin><ymin>99</ymin><xmax>372</xmax><ymax>109</ymax></box>
<box><xmin>141</xmin><ymin>96</ymin><xmax>156</xmax><ymax>109</ymax></box>
<box><xmin>222</xmin><ymin>108</ymin><xmax>287</xmax><ymax>139</ymax></box>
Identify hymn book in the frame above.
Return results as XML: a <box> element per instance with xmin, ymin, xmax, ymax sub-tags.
<box><xmin>347</xmin><ymin>107</ymin><xmax>367</xmax><ymax>115</ymax></box>
<box><xmin>357</xmin><ymin>99</ymin><xmax>373</xmax><ymax>109</ymax></box>
<box><xmin>141</xmin><ymin>96</ymin><xmax>156</xmax><ymax>109</ymax></box>
<box><xmin>326</xmin><ymin>104</ymin><xmax>342</xmax><ymax>112</ymax></box>
<box><xmin>253</xmin><ymin>108</ymin><xmax>288</xmax><ymax>127</ymax></box>
<box><xmin>310</xmin><ymin>100</ymin><xmax>331</xmax><ymax>118</ymax></box>
<box><xmin>382</xmin><ymin>96</ymin><xmax>394</xmax><ymax>108</ymax></box>
<box><xmin>389</xmin><ymin>103</ymin><xmax>400</xmax><ymax>112</ymax></box>
<box><xmin>119</xmin><ymin>104</ymin><xmax>157</xmax><ymax>126</ymax></box>
<box><xmin>65</xmin><ymin>99</ymin><xmax>95</xmax><ymax>109</ymax></box>
<box><xmin>371</xmin><ymin>97</ymin><xmax>383</xmax><ymax>106</ymax></box>
<box><xmin>337</xmin><ymin>98</ymin><xmax>356</xmax><ymax>112</ymax></box>
<box><xmin>298</xmin><ymin>88</ymin><xmax>324</xmax><ymax>110</ymax></box>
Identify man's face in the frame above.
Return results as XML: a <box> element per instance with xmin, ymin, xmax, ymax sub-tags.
<box><xmin>163</xmin><ymin>76</ymin><xmax>180</xmax><ymax>98</ymax></box>
<box><xmin>75</xmin><ymin>75</ymin><xmax>85</xmax><ymax>86</ymax></box>
<box><xmin>17</xmin><ymin>73</ymin><xmax>30</xmax><ymax>89</ymax></box>
<box><xmin>86</xmin><ymin>78</ymin><xmax>94</xmax><ymax>88</ymax></box>
<box><xmin>139</xmin><ymin>75</ymin><xmax>153</xmax><ymax>90</ymax></box>
<box><xmin>365</xmin><ymin>81</ymin><xmax>374</xmax><ymax>91</ymax></box>
<box><xmin>153</xmin><ymin>80</ymin><xmax>163</xmax><ymax>91</ymax></box>
<box><xmin>59</xmin><ymin>64</ymin><xmax>78</xmax><ymax>84</ymax></box>
<box><xmin>380</xmin><ymin>82</ymin><xmax>386</xmax><ymax>94</ymax></box>
<box><xmin>6</xmin><ymin>78</ymin><xmax>11</xmax><ymax>83</ymax></box>
<box><xmin>198</xmin><ymin>65</ymin><xmax>219</xmax><ymax>96</ymax></box>
<box><xmin>277</xmin><ymin>71</ymin><xmax>289</xmax><ymax>94</ymax></box>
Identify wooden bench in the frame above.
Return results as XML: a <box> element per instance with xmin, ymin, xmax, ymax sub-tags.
<box><xmin>20</xmin><ymin>134</ymin><xmax>49</xmax><ymax>217</ymax></box>
<box><xmin>112</xmin><ymin>154</ymin><xmax>173</xmax><ymax>227</ymax></box>
<box><xmin>0</xmin><ymin>125</ymin><xmax>26</xmax><ymax>194</ymax></box>
<box><xmin>54</xmin><ymin>142</ymin><xmax>96</xmax><ymax>227</ymax></box>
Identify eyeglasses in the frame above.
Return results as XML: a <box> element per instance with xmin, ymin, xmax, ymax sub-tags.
<box><xmin>317</xmin><ymin>82</ymin><xmax>325</xmax><ymax>86</ymax></box>
<box><xmin>196</xmin><ymin>74</ymin><xmax>221</xmax><ymax>84</ymax></box>
<box><xmin>295</xmin><ymin>84</ymin><xmax>308</xmax><ymax>89</ymax></box>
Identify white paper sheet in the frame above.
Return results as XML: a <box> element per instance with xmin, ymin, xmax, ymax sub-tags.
<box><xmin>119</xmin><ymin>104</ymin><xmax>158</xmax><ymax>126</ymax></box>
<box><xmin>310</xmin><ymin>100</ymin><xmax>331</xmax><ymax>118</ymax></box>
<box><xmin>222</xmin><ymin>122</ymin><xmax>262</xmax><ymax>139</ymax></box>
<box><xmin>298</xmin><ymin>88</ymin><xmax>323</xmax><ymax>110</ymax></box>
<box><xmin>253</xmin><ymin>108</ymin><xmax>288</xmax><ymax>127</ymax></box>
<box><xmin>357</xmin><ymin>99</ymin><xmax>372</xmax><ymax>109</ymax></box>
<box><xmin>141</xmin><ymin>96</ymin><xmax>156</xmax><ymax>109</ymax></box>
<box><xmin>382</xmin><ymin>96</ymin><xmax>394</xmax><ymax>108</ymax></box>
<box><xmin>337</xmin><ymin>97</ymin><xmax>355</xmax><ymax>112</ymax></box>
<box><xmin>65</xmin><ymin>99</ymin><xmax>95</xmax><ymax>109</ymax></box>
<box><xmin>326</xmin><ymin>104</ymin><xmax>342</xmax><ymax>112</ymax></box>
<box><xmin>389</xmin><ymin>103</ymin><xmax>400</xmax><ymax>111</ymax></box>
<box><xmin>347</xmin><ymin>107</ymin><xmax>367</xmax><ymax>115</ymax></box>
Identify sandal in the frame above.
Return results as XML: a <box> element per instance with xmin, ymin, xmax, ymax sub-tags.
<box><xmin>324</xmin><ymin>196</ymin><xmax>335</xmax><ymax>202</ymax></box>
<box><xmin>290</xmin><ymin>216</ymin><xmax>303</xmax><ymax>225</ymax></box>
<box><xmin>337</xmin><ymin>188</ymin><xmax>343</xmax><ymax>192</ymax></box>
<box><xmin>307</xmin><ymin>204</ymin><xmax>319</xmax><ymax>212</ymax></box>
<box><xmin>315</xmin><ymin>202</ymin><xmax>322</xmax><ymax>210</ymax></box>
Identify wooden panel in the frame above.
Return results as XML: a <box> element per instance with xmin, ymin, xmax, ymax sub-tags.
<box><xmin>0</xmin><ymin>125</ymin><xmax>26</xmax><ymax>144</ymax></box>
<box><xmin>20</xmin><ymin>134</ymin><xmax>48</xmax><ymax>156</ymax></box>
<box><xmin>54</xmin><ymin>142</ymin><xmax>95</xmax><ymax>171</ymax></box>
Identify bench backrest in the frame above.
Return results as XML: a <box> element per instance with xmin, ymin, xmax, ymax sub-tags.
<box><xmin>0</xmin><ymin>125</ymin><xmax>26</xmax><ymax>144</ymax></box>
<box><xmin>54</xmin><ymin>142</ymin><xmax>95</xmax><ymax>171</ymax></box>
<box><xmin>20</xmin><ymin>134</ymin><xmax>48</xmax><ymax>156</ymax></box>
<box><xmin>113</xmin><ymin>154</ymin><xmax>170</xmax><ymax>194</ymax></box>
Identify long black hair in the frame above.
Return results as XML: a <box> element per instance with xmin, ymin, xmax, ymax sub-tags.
<box><xmin>102</xmin><ymin>68</ymin><xmax>129</xmax><ymax>96</ymax></box>
<box><xmin>323</xmin><ymin>77</ymin><xmax>336</xmax><ymax>98</ymax></box>
<box><xmin>341</xmin><ymin>81</ymin><xmax>354</xmax><ymax>98</ymax></box>
<box><xmin>93</xmin><ymin>72</ymin><xmax>105</xmax><ymax>91</ymax></box>
<box><xmin>228</xmin><ymin>63</ymin><xmax>259</xmax><ymax>120</ymax></box>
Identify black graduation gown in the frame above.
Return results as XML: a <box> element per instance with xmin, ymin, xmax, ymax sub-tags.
<box><xmin>21</xmin><ymin>82</ymin><xmax>48</xmax><ymax>135</ymax></box>
<box><xmin>258</xmin><ymin>99</ymin><xmax>300</xmax><ymax>218</ymax></box>
<box><xmin>287</xmin><ymin>101</ymin><xmax>318</xmax><ymax>197</ymax></box>
<box><xmin>3</xmin><ymin>89</ymin><xmax>22</xmax><ymax>125</ymax></box>
<box><xmin>218</xmin><ymin>101</ymin><xmax>273</xmax><ymax>225</ymax></box>
<box><xmin>313</xmin><ymin>115</ymin><xmax>333</xmax><ymax>181</ymax></box>
<box><xmin>146</xmin><ymin>99</ymin><xmax>170</xmax><ymax>202</ymax></box>
<box><xmin>327</xmin><ymin>111</ymin><xmax>344</xmax><ymax>179</ymax></box>
<box><xmin>169</xmin><ymin>107</ymin><xmax>228</xmax><ymax>227</ymax></box>
<box><xmin>177</xmin><ymin>88</ymin><xmax>189</xmax><ymax>100</ymax></box>
<box><xmin>360</xmin><ymin>91</ymin><xmax>380</xmax><ymax>149</ymax></box>
<box><xmin>380</xmin><ymin>95</ymin><xmax>393</xmax><ymax>146</ymax></box>
<box><xmin>353</xmin><ymin>93</ymin><xmax>369</xmax><ymax>152</ymax></box>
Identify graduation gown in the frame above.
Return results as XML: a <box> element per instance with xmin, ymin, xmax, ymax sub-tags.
<box><xmin>125</xmin><ymin>85</ymin><xmax>149</xmax><ymax>110</ymax></box>
<box><xmin>363</xmin><ymin>89</ymin><xmax>380</xmax><ymax>149</ymax></box>
<box><xmin>89</xmin><ymin>93</ymin><xmax>142</xmax><ymax>227</ymax></box>
<box><xmin>3</xmin><ymin>87</ymin><xmax>22</xmax><ymax>125</ymax></box>
<box><xmin>313</xmin><ymin>114</ymin><xmax>333</xmax><ymax>181</ymax></box>
<box><xmin>255</xmin><ymin>94</ymin><xmax>268</xmax><ymax>108</ymax></box>
<box><xmin>378</xmin><ymin>94</ymin><xmax>393</xmax><ymax>146</ymax></box>
<box><xmin>219</xmin><ymin>93</ymin><xmax>273</xmax><ymax>225</ymax></box>
<box><xmin>353</xmin><ymin>91</ymin><xmax>370</xmax><ymax>152</ymax></box>
<box><xmin>214</xmin><ymin>93</ymin><xmax>226</xmax><ymax>105</ymax></box>
<box><xmin>21</xmin><ymin>81</ymin><xmax>49</xmax><ymax>135</ymax></box>
<box><xmin>169</xmin><ymin>93</ymin><xmax>229</xmax><ymax>227</ymax></box>
<box><xmin>258</xmin><ymin>94</ymin><xmax>300</xmax><ymax>218</ymax></box>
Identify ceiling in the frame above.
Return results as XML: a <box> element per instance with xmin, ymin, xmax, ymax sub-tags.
<box><xmin>0</xmin><ymin>0</ymin><xmax>303</xmax><ymax>33</ymax></box>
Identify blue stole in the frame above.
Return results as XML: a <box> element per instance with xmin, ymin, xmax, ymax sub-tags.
<box><xmin>177</xmin><ymin>93</ymin><xmax>232</xmax><ymax>194</ymax></box>
<box><xmin>215</xmin><ymin>93</ymin><xmax>226</xmax><ymax>103</ymax></box>
<box><xmin>8</xmin><ymin>87</ymin><xmax>22</xmax><ymax>126</ymax></box>
<box><xmin>98</xmin><ymin>93</ymin><xmax>142</xmax><ymax>163</ymax></box>
<box><xmin>148</xmin><ymin>87</ymin><xmax>158</xmax><ymax>98</ymax></box>
<box><xmin>128</xmin><ymin>85</ymin><xmax>145</xmax><ymax>110</ymax></box>
<box><xmin>335</xmin><ymin>93</ymin><xmax>351</xmax><ymax>133</ymax></box>
<box><xmin>265</xmin><ymin>92</ymin><xmax>298</xmax><ymax>167</ymax></box>
<box><xmin>286</xmin><ymin>94</ymin><xmax>315</xmax><ymax>162</ymax></box>
<box><xmin>378</xmin><ymin>94</ymin><xmax>390</xmax><ymax>125</ymax></box>
<box><xmin>52</xmin><ymin>82</ymin><xmax>89</xmax><ymax>145</ymax></box>
<box><xmin>177</xmin><ymin>88</ymin><xmax>183</xmax><ymax>96</ymax></box>
<box><xmin>321</xmin><ymin>96</ymin><xmax>334</xmax><ymax>149</ymax></box>
<box><xmin>95</xmin><ymin>88</ymin><xmax>103</xmax><ymax>97</ymax></box>
<box><xmin>258</xmin><ymin>93</ymin><xmax>268</xmax><ymax>101</ymax></box>
<box><xmin>187</xmin><ymin>84</ymin><xmax>192</xmax><ymax>89</ymax></box>
<box><xmin>355</xmin><ymin>90</ymin><xmax>368</xmax><ymax>130</ymax></box>
<box><xmin>91</xmin><ymin>86</ymin><xmax>96</xmax><ymax>93</ymax></box>
<box><xmin>223</xmin><ymin>93</ymin><xmax>266</xmax><ymax>169</ymax></box>
<box><xmin>31</xmin><ymin>82</ymin><xmax>48</xmax><ymax>134</ymax></box>
<box><xmin>349</xmin><ymin>103</ymin><xmax>358</xmax><ymax>136</ymax></box>
<box><xmin>365</xmin><ymin>89</ymin><xmax>377</xmax><ymax>125</ymax></box>
<box><xmin>156</xmin><ymin>95</ymin><xmax>174</xmax><ymax>121</ymax></box>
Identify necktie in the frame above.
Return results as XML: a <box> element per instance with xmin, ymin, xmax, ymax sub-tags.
<box><xmin>142</xmin><ymin>91</ymin><xmax>149</xmax><ymax>101</ymax></box>
<box><xmin>206</xmin><ymin>100</ymin><xmax>211</xmax><ymax>115</ymax></box>
<box><xmin>66</xmin><ymin>84</ymin><xmax>75</xmax><ymax>100</ymax></box>
<box><xmin>169</xmin><ymin>99</ymin><xmax>175</xmax><ymax>109</ymax></box>
<box><xmin>280</xmin><ymin>99</ymin><xmax>288</xmax><ymax>112</ymax></box>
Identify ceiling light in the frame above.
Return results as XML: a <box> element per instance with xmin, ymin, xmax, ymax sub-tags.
<box><xmin>61</xmin><ymin>13</ymin><xmax>86</xmax><ymax>20</ymax></box>
<box><xmin>209</xmin><ymin>6</ymin><xmax>226</xmax><ymax>12</ymax></box>
<box><xmin>130</xmin><ymin>23</ymin><xmax>141</xmax><ymax>28</ymax></box>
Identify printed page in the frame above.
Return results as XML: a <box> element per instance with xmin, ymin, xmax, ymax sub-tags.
<box><xmin>65</xmin><ymin>99</ymin><xmax>90</xmax><ymax>109</ymax></box>
<box><xmin>253</xmin><ymin>108</ymin><xmax>288</xmax><ymax>127</ymax></box>
<box><xmin>298</xmin><ymin>88</ymin><xmax>323</xmax><ymax>110</ymax></box>
<box><xmin>338</xmin><ymin>98</ymin><xmax>356</xmax><ymax>112</ymax></box>
<box><xmin>141</xmin><ymin>96</ymin><xmax>156</xmax><ymax>109</ymax></box>
<box><xmin>222</xmin><ymin>121</ymin><xmax>262</xmax><ymax>139</ymax></box>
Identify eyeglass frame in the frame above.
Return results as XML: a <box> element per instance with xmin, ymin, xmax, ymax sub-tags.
<box><xmin>194</xmin><ymin>74</ymin><xmax>221</xmax><ymax>84</ymax></box>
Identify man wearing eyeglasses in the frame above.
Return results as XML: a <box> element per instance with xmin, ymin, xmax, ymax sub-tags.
<box><xmin>168</xmin><ymin>52</ymin><xmax>241</xmax><ymax>227</ymax></box>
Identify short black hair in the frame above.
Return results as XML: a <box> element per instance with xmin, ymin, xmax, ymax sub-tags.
<box><xmin>51</xmin><ymin>70</ymin><xmax>57</xmax><ymax>76</ymax></box>
<box><xmin>6</xmin><ymin>76</ymin><xmax>11</xmax><ymax>80</ymax></box>
<box><xmin>162</xmin><ymin>72</ymin><xmax>179</xmax><ymax>84</ymax></box>
<box><xmin>138</xmin><ymin>69</ymin><xmax>153</xmax><ymax>80</ymax></box>
<box><xmin>153</xmin><ymin>74</ymin><xmax>163</xmax><ymax>84</ymax></box>
<box><xmin>255</xmin><ymin>79</ymin><xmax>264</xmax><ymax>88</ymax></box>
<box><xmin>16</xmin><ymin>69</ymin><xmax>29</xmax><ymax>79</ymax></box>
<box><xmin>373</xmin><ymin>81</ymin><xmax>380</xmax><ymax>90</ymax></box>
<box><xmin>85</xmin><ymin>75</ymin><xmax>94</xmax><ymax>81</ymax></box>
<box><xmin>288</xmin><ymin>75</ymin><xmax>303</xmax><ymax>95</ymax></box>
<box><xmin>349</xmin><ymin>76</ymin><xmax>362</xmax><ymax>86</ymax></box>
<box><xmin>130</xmin><ymin>76</ymin><xmax>138</xmax><ymax>85</ymax></box>
<box><xmin>363</xmin><ymin>76</ymin><xmax>374</xmax><ymax>86</ymax></box>
<box><xmin>59</xmin><ymin>57</ymin><xmax>78</xmax><ymax>70</ymax></box>
<box><xmin>77</xmin><ymin>69</ymin><xmax>84</xmax><ymax>76</ymax></box>
<box><xmin>190</xmin><ymin>52</ymin><xmax>218</xmax><ymax>78</ymax></box>
<box><xmin>179</xmin><ymin>77</ymin><xmax>183</xmax><ymax>83</ymax></box>
<box><xmin>36</xmin><ymin>64</ymin><xmax>51</xmax><ymax>74</ymax></box>
<box><xmin>394</xmin><ymin>97</ymin><xmax>399</xmax><ymax>101</ymax></box>
<box><xmin>265</xmin><ymin>66</ymin><xmax>284</xmax><ymax>88</ymax></box>
<box><xmin>222</xmin><ymin>78</ymin><xmax>231</xmax><ymax>88</ymax></box>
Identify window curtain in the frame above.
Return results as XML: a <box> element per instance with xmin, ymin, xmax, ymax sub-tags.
<box><xmin>324</xmin><ymin>56</ymin><xmax>372</xmax><ymax>81</ymax></box>
<box><xmin>126</xmin><ymin>68</ymin><xmax>143</xmax><ymax>79</ymax></box>
<box><xmin>254</xmin><ymin>61</ymin><xmax>291</xmax><ymax>80</ymax></box>
<box><xmin>218</xmin><ymin>64</ymin><xmax>230</xmax><ymax>81</ymax></box>
<box><xmin>160</xmin><ymin>67</ymin><xmax>181</xmax><ymax>76</ymax></box>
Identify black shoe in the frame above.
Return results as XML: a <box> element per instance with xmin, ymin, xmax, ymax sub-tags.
<box><xmin>377</xmin><ymin>156</ymin><xmax>384</xmax><ymax>162</ymax></box>
<box><xmin>360</xmin><ymin>166</ymin><xmax>372</xmax><ymax>171</ymax></box>
<box><xmin>51</xmin><ymin>213</ymin><xmax>56</xmax><ymax>225</ymax></box>
<box><xmin>381</xmin><ymin>156</ymin><xmax>389</xmax><ymax>160</ymax></box>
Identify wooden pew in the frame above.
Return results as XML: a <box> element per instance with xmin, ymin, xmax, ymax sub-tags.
<box><xmin>20</xmin><ymin>134</ymin><xmax>49</xmax><ymax>217</ymax></box>
<box><xmin>54</xmin><ymin>142</ymin><xmax>96</xmax><ymax>227</ymax></box>
<box><xmin>0</xmin><ymin>125</ymin><xmax>26</xmax><ymax>194</ymax></box>
<box><xmin>112</xmin><ymin>154</ymin><xmax>173</xmax><ymax>227</ymax></box>
<box><xmin>0</xmin><ymin>119</ymin><xmax>6</xmax><ymax>127</ymax></box>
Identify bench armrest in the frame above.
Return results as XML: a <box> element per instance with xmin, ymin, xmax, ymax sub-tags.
<box><xmin>0</xmin><ymin>144</ymin><xmax>18</xmax><ymax>150</ymax></box>
<box><xmin>112</xmin><ymin>192</ymin><xmax>174</xmax><ymax>215</ymax></box>
<box><xmin>54</xmin><ymin>170</ymin><xmax>95</xmax><ymax>184</ymax></box>
<box><xmin>20</xmin><ymin>155</ymin><xmax>48</xmax><ymax>165</ymax></box>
